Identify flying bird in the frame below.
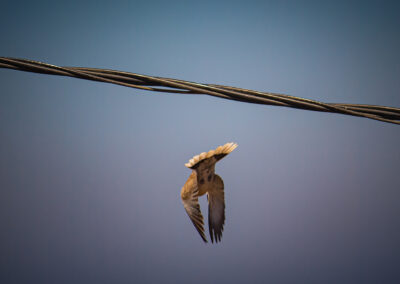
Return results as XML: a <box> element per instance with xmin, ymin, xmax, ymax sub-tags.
<box><xmin>180</xmin><ymin>142</ymin><xmax>238</xmax><ymax>243</ymax></box>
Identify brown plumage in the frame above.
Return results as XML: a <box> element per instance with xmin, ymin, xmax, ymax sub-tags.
<box><xmin>180</xmin><ymin>142</ymin><xmax>238</xmax><ymax>243</ymax></box>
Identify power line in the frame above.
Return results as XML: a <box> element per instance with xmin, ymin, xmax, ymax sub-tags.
<box><xmin>1</xmin><ymin>57</ymin><xmax>399</xmax><ymax>125</ymax></box>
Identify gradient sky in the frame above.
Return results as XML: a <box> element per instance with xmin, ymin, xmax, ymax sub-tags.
<box><xmin>1</xmin><ymin>1</ymin><xmax>400</xmax><ymax>283</ymax></box>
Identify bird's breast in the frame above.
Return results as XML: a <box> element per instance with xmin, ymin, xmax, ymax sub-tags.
<box><xmin>197</xmin><ymin>182</ymin><xmax>214</xmax><ymax>196</ymax></box>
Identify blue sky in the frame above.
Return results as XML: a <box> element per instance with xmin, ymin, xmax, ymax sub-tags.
<box><xmin>1</xmin><ymin>1</ymin><xmax>400</xmax><ymax>283</ymax></box>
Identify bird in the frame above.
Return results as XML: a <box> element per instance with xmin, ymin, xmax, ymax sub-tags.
<box><xmin>180</xmin><ymin>142</ymin><xmax>238</xmax><ymax>243</ymax></box>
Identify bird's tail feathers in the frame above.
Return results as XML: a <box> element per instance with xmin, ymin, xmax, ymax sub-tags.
<box><xmin>185</xmin><ymin>142</ymin><xmax>238</xmax><ymax>169</ymax></box>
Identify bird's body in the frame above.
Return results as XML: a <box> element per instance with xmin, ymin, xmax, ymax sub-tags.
<box><xmin>180</xmin><ymin>142</ymin><xmax>237</xmax><ymax>243</ymax></box>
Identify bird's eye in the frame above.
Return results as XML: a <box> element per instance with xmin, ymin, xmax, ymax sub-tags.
<box><xmin>207</xmin><ymin>174</ymin><xmax>212</xmax><ymax>182</ymax></box>
<box><xmin>199</xmin><ymin>178</ymin><xmax>205</xmax><ymax>184</ymax></box>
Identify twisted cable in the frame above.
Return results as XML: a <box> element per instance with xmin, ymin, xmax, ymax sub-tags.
<box><xmin>1</xmin><ymin>57</ymin><xmax>399</xmax><ymax>125</ymax></box>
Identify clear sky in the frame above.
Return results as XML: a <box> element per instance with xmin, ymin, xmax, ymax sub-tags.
<box><xmin>1</xmin><ymin>0</ymin><xmax>400</xmax><ymax>283</ymax></box>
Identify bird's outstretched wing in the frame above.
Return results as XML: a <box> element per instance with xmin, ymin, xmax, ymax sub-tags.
<box><xmin>207</xmin><ymin>174</ymin><xmax>225</xmax><ymax>243</ymax></box>
<box><xmin>181</xmin><ymin>172</ymin><xmax>207</xmax><ymax>243</ymax></box>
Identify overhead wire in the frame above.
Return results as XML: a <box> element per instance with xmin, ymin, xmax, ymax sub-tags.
<box><xmin>1</xmin><ymin>57</ymin><xmax>399</xmax><ymax>125</ymax></box>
